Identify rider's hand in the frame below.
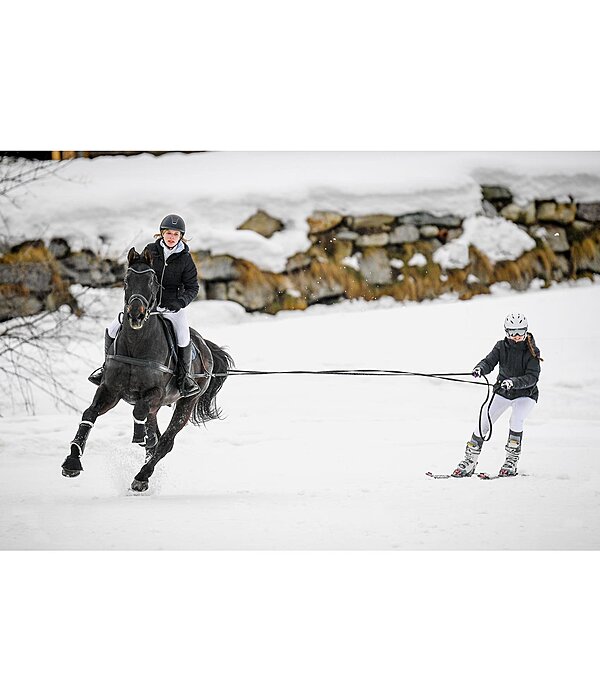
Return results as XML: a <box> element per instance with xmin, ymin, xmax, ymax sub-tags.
<box><xmin>165</xmin><ymin>300</ymin><xmax>183</xmax><ymax>312</ymax></box>
<box><xmin>472</xmin><ymin>367</ymin><xmax>482</xmax><ymax>378</ymax></box>
<box><xmin>501</xmin><ymin>378</ymin><xmax>514</xmax><ymax>390</ymax></box>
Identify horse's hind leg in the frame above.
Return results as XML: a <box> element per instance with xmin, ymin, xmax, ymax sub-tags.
<box><xmin>131</xmin><ymin>396</ymin><xmax>197</xmax><ymax>492</ymax></box>
<box><xmin>61</xmin><ymin>386</ymin><xmax>120</xmax><ymax>478</ymax></box>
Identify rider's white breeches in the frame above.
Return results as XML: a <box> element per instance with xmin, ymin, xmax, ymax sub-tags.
<box><xmin>107</xmin><ymin>307</ymin><xmax>191</xmax><ymax>348</ymax></box>
<box><xmin>474</xmin><ymin>395</ymin><xmax>536</xmax><ymax>438</ymax></box>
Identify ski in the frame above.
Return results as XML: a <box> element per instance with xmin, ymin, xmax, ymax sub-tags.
<box><xmin>426</xmin><ymin>470</ymin><xmax>521</xmax><ymax>480</ymax></box>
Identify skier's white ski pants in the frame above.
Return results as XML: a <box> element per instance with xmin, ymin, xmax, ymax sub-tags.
<box><xmin>474</xmin><ymin>395</ymin><xmax>536</xmax><ymax>438</ymax></box>
<box><xmin>107</xmin><ymin>307</ymin><xmax>191</xmax><ymax>347</ymax></box>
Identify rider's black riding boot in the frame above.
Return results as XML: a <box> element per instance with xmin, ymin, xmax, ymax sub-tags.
<box><xmin>177</xmin><ymin>343</ymin><xmax>200</xmax><ymax>397</ymax></box>
<box><xmin>88</xmin><ymin>330</ymin><xmax>113</xmax><ymax>386</ymax></box>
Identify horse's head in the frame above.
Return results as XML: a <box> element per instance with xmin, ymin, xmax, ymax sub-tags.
<box><xmin>124</xmin><ymin>248</ymin><xmax>159</xmax><ymax>330</ymax></box>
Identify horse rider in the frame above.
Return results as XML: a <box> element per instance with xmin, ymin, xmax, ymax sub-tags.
<box><xmin>89</xmin><ymin>214</ymin><xmax>200</xmax><ymax>397</ymax></box>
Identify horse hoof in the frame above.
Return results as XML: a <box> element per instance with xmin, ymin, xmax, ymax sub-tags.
<box><xmin>131</xmin><ymin>479</ymin><xmax>149</xmax><ymax>492</ymax></box>
<box><xmin>61</xmin><ymin>455</ymin><xmax>82</xmax><ymax>478</ymax></box>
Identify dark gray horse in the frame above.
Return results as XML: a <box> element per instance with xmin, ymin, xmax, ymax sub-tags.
<box><xmin>60</xmin><ymin>247</ymin><xmax>234</xmax><ymax>492</ymax></box>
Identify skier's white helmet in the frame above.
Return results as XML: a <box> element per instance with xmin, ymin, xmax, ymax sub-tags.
<box><xmin>504</xmin><ymin>312</ymin><xmax>528</xmax><ymax>336</ymax></box>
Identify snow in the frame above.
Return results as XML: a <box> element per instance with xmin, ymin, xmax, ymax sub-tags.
<box><xmin>4</xmin><ymin>151</ymin><xmax>600</xmax><ymax>272</ymax></box>
<box><xmin>407</xmin><ymin>253</ymin><xmax>427</xmax><ymax>267</ymax></box>
<box><xmin>433</xmin><ymin>215</ymin><xmax>537</xmax><ymax>269</ymax></box>
<box><xmin>1</xmin><ymin>280</ymin><xmax>599</xmax><ymax>549</ymax></box>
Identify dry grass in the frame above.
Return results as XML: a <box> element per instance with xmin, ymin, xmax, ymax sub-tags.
<box><xmin>468</xmin><ymin>246</ymin><xmax>495</xmax><ymax>285</ymax></box>
<box><xmin>570</xmin><ymin>232</ymin><xmax>600</xmax><ymax>276</ymax></box>
<box><xmin>234</xmin><ymin>259</ymin><xmax>289</xmax><ymax>296</ymax></box>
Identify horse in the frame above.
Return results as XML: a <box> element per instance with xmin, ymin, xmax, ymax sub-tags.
<box><xmin>60</xmin><ymin>247</ymin><xmax>234</xmax><ymax>492</ymax></box>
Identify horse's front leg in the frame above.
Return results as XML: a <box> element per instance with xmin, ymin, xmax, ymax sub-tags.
<box><xmin>61</xmin><ymin>385</ymin><xmax>120</xmax><ymax>478</ymax></box>
<box><xmin>131</xmin><ymin>396</ymin><xmax>197</xmax><ymax>492</ymax></box>
<box><xmin>131</xmin><ymin>387</ymin><xmax>162</xmax><ymax>446</ymax></box>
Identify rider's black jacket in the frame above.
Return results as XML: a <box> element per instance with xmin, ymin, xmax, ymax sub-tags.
<box><xmin>476</xmin><ymin>334</ymin><xmax>542</xmax><ymax>402</ymax></box>
<box><xmin>142</xmin><ymin>241</ymin><xmax>199</xmax><ymax>310</ymax></box>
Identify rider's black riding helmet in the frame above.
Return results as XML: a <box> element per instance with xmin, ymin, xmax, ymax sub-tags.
<box><xmin>159</xmin><ymin>214</ymin><xmax>186</xmax><ymax>235</ymax></box>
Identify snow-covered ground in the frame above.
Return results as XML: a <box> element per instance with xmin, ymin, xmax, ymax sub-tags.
<box><xmin>4</xmin><ymin>151</ymin><xmax>600</xmax><ymax>271</ymax></box>
<box><xmin>1</xmin><ymin>279</ymin><xmax>599</xmax><ymax>549</ymax></box>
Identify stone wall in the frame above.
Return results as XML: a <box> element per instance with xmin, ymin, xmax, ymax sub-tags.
<box><xmin>1</xmin><ymin>186</ymin><xmax>600</xmax><ymax>321</ymax></box>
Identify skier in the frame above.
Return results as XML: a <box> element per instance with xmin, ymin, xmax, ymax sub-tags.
<box><xmin>88</xmin><ymin>214</ymin><xmax>201</xmax><ymax>397</ymax></box>
<box><xmin>452</xmin><ymin>312</ymin><xmax>543</xmax><ymax>478</ymax></box>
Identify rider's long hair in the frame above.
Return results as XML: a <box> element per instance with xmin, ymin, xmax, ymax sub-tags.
<box><xmin>526</xmin><ymin>332</ymin><xmax>544</xmax><ymax>362</ymax></box>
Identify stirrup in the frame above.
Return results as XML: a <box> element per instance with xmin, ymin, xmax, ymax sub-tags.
<box><xmin>88</xmin><ymin>367</ymin><xmax>104</xmax><ymax>386</ymax></box>
<box><xmin>179</xmin><ymin>376</ymin><xmax>200</xmax><ymax>397</ymax></box>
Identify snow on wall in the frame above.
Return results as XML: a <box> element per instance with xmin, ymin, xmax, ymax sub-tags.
<box><xmin>4</xmin><ymin>151</ymin><xmax>600</xmax><ymax>273</ymax></box>
<box><xmin>433</xmin><ymin>215</ymin><xmax>537</xmax><ymax>269</ymax></box>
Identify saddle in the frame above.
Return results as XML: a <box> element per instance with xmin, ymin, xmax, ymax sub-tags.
<box><xmin>157</xmin><ymin>314</ymin><xmax>214</xmax><ymax>395</ymax></box>
<box><xmin>109</xmin><ymin>314</ymin><xmax>213</xmax><ymax>396</ymax></box>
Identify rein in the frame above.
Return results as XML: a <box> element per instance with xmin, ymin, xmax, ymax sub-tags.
<box><xmin>107</xmin><ymin>354</ymin><xmax>174</xmax><ymax>375</ymax></box>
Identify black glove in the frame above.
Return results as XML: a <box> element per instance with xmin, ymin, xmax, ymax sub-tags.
<box><xmin>472</xmin><ymin>367</ymin><xmax>482</xmax><ymax>378</ymax></box>
<box><xmin>165</xmin><ymin>300</ymin><xmax>183</xmax><ymax>312</ymax></box>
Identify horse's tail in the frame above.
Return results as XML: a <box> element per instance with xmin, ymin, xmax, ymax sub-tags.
<box><xmin>190</xmin><ymin>340</ymin><xmax>234</xmax><ymax>426</ymax></box>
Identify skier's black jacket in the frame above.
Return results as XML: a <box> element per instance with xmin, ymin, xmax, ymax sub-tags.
<box><xmin>142</xmin><ymin>241</ymin><xmax>199</xmax><ymax>310</ymax></box>
<box><xmin>476</xmin><ymin>334</ymin><xmax>541</xmax><ymax>402</ymax></box>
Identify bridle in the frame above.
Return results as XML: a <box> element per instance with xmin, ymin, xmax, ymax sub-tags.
<box><xmin>125</xmin><ymin>267</ymin><xmax>159</xmax><ymax>327</ymax></box>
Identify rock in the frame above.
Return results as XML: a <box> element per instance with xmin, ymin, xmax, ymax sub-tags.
<box><xmin>420</xmin><ymin>225</ymin><xmax>439</xmax><ymax>239</ymax></box>
<box><xmin>356</xmin><ymin>232</ymin><xmax>389</xmax><ymax>248</ymax></box>
<box><xmin>481</xmin><ymin>200</ymin><xmax>498</xmax><ymax>218</ymax></box>
<box><xmin>532</xmin><ymin>225</ymin><xmax>570</xmax><ymax>253</ymax></box>
<box><xmin>396</xmin><ymin>212</ymin><xmax>462</xmax><ymax>228</ymax></box>
<box><xmin>286</xmin><ymin>252</ymin><xmax>312</xmax><ymax>273</ymax></box>
<box><xmin>195</xmin><ymin>253</ymin><xmax>239</xmax><ymax>281</ymax></box>
<box><xmin>576</xmin><ymin>202</ymin><xmax>600</xmax><ymax>223</ymax></box>
<box><xmin>553</xmin><ymin>254</ymin><xmax>570</xmax><ymax>280</ymax></box>
<box><xmin>196</xmin><ymin>281</ymin><xmax>207</xmax><ymax>301</ymax></box>
<box><xmin>350</xmin><ymin>214</ymin><xmax>396</xmax><ymax>233</ymax></box>
<box><xmin>359</xmin><ymin>248</ymin><xmax>392</xmax><ymax>285</ymax></box>
<box><xmin>59</xmin><ymin>254</ymin><xmax>117</xmax><ymax>286</ymax></box>
<box><xmin>481</xmin><ymin>185</ymin><xmax>513</xmax><ymax>203</ymax></box>
<box><xmin>206</xmin><ymin>282</ymin><xmax>228</xmax><ymax>300</ymax></box>
<box><xmin>48</xmin><ymin>237</ymin><xmax>71</xmax><ymax>259</ymax></box>
<box><xmin>446</xmin><ymin>228</ymin><xmax>463</xmax><ymax>241</ymax></box>
<box><xmin>390</xmin><ymin>224</ymin><xmax>419</xmax><ymax>244</ymax></box>
<box><xmin>536</xmin><ymin>201</ymin><xmax>576</xmax><ymax>224</ymax></box>
<box><xmin>570</xmin><ymin>220</ymin><xmax>594</xmax><ymax>234</ymax></box>
<box><xmin>60</xmin><ymin>251</ymin><xmax>94</xmax><ymax>273</ymax></box>
<box><xmin>523</xmin><ymin>202</ymin><xmax>537</xmax><ymax>226</ymax></box>
<box><xmin>288</xmin><ymin>265</ymin><xmax>347</xmax><ymax>305</ymax></box>
<box><xmin>307</xmin><ymin>210</ymin><xmax>343</xmax><ymax>234</ymax></box>
<box><xmin>237</xmin><ymin>210</ymin><xmax>284</xmax><ymax>238</ymax></box>
<box><xmin>500</xmin><ymin>203</ymin><xmax>522</xmax><ymax>222</ymax></box>
<box><xmin>0</xmin><ymin>263</ymin><xmax>52</xmax><ymax>292</ymax></box>
<box><xmin>227</xmin><ymin>279</ymin><xmax>277</xmax><ymax>311</ymax></box>
<box><xmin>0</xmin><ymin>293</ymin><xmax>44</xmax><ymax>321</ymax></box>
<box><xmin>334</xmin><ymin>228</ymin><xmax>359</xmax><ymax>241</ymax></box>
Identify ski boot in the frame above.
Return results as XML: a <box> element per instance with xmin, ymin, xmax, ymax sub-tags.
<box><xmin>177</xmin><ymin>342</ymin><xmax>200</xmax><ymax>397</ymax></box>
<box><xmin>88</xmin><ymin>330</ymin><xmax>114</xmax><ymax>386</ymax></box>
<box><xmin>499</xmin><ymin>430</ymin><xmax>522</xmax><ymax>477</ymax></box>
<box><xmin>452</xmin><ymin>434</ymin><xmax>483</xmax><ymax>477</ymax></box>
